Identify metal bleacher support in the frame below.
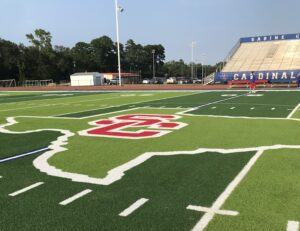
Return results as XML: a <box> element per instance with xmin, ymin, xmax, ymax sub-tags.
<box><xmin>203</xmin><ymin>73</ymin><xmax>215</xmax><ymax>85</ymax></box>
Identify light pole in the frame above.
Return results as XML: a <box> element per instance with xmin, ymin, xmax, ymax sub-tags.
<box><xmin>152</xmin><ymin>49</ymin><xmax>155</xmax><ymax>80</ymax></box>
<box><xmin>195</xmin><ymin>59</ymin><xmax>198</xmax><ymax>80</ymax></box>
<box><xmin>114</xmin><ymin>0</ymin><xmax>123</xmax><ymax>86</ymax></box>
<box><xmin>191</xmin><ymin>41</ymin><xmax>197</xmax><ymax>80</ymax></box>
<box><xmin>73</xmin><ymin>60</ymin><xmax>76</xmax><ymax>73</ymax></box>
<box><xmin>201</xmin><ymin>53</ymin><xmax>205</xmax><ymax>84</ymax></box>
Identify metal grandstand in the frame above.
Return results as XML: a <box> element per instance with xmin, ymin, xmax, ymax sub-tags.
<box><xmin>213</xmin><ymin>33</ymin><xmax>300</xmax><ymax>83</ymax></box>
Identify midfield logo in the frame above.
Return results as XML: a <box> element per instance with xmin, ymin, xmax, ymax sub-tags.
<box><xmin>78</xmin><ymin>114</ymin><xmax>187</xmax><ymax>139</ymax></box>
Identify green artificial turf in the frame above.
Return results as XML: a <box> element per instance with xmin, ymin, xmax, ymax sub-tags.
<box><xmin>2</xmin><ymin>90</ymin><xmax>300</xmax><ymax>230</ymax></box>
<box><xmin>0</xmin><ymin>131</ymin><xmax>61</xmax><ymax>158</ymax></box>
<box><xmin>0</xmin><ymin>150</ymin><xmax>254</xmax><ymax>230</ymax></box>
<box><xmin>57</xmin><ymin>104</ymin><xmax>137</xmax><ymax>118</ymax></box>
<box><xmin>190</xmin><ymin>103</ymin><xmax>293</xmax><ymax>118</ymax></box>
<box><xmin>206</xmin><ymin>149</ymin><xmax>300</xmax><ymax>231</ymax></box>
<box><xmin>0</xmin><ymin>91</ymin><xmax>192</xmax><ymax>118</ymax></box>
<box><xmin>0</xmin><ymin>92</ymin><xmax>105</xmax><ymax>104</ymax></box>
<box><xmin>140</xmin><ymin>91</ymin><xmax>227</xmax><ymax>108</ymax></box>
<box><xmin>189</xmin><ymin>91</ymin><xmax>300</xmax><ymax>118</ymax></box>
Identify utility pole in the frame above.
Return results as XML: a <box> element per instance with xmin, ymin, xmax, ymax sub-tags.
<box><xmin>114</xmin><ymin>0</ymin><xmax>124</xmax><ymax>86</ymax></box>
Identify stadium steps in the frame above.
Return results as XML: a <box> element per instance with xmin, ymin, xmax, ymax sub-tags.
<box><xmin>222</xmin><ymin>40</ymin><xmax>300</xmax><ymax>72</ymax></box>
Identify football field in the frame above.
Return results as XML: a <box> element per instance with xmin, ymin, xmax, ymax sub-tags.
<box><xmin>1</xmin><ymin>90</ymin><xmax>300</xmax><ymax>230</ymax></box>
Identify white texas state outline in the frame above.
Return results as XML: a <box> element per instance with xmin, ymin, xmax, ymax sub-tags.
<box><xmin>3</xmin><ymin>116</ymin><xmax>300</xmax><ymax>231</ymax></box>
<box><xmin>2</xmin><ymin>116</ymin><xmax>300</xmax><ymax>186</ymax></box>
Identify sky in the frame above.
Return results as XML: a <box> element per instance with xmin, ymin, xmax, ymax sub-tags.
<box><xmin>1</xmin><ymin>0</ymin><xmax>300</xmax><ymax>65</ymax></box>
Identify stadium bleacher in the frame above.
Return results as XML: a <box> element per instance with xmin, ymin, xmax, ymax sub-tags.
<box><xmin>214</xmin><ymin>33</ymin><xmax>300</xmax><ymax>85</ymax></box>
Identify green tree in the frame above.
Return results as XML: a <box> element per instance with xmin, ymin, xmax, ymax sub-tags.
<box><xmin>53</xmin><ymin>45</ymin><xmax>73</xmax><ymax>81</ymax></box>
<box><xmin>0</xmin><ymin>29</ymin><xmax>219</xmax><ymax>83</ymax></box>
<box><xmin>143</xmin><ymin>44</ymin><xmax>165</xmax><ymax>77</ymax></box>
<box><xmin>124</xmin><ymin>39</ymin><xmax>147</xmax><ymax>73</ymax></box>
<box><xmin>24</xmin><ymin>29</ymin><xmax>55</xmax><ymax>80</ymax></box>
<box><xmin>26</xmin><ymin>29</ymin><xmax>53</xmax><ymax>55</ymax></box>
<box><xmin>163</xmin><ymin>59</ymin><xmax>190</xmax><ymax>77</ymax></box>
<box><xmin>90</xmin><ymin>36</ymin><xmax>117</xmax><ymax>72</ymax></box>
<box><xmin>71</xmin><ymin>42</ymin><xmax>93</xmax><ymax>72</ymax></box>
<box><xmin>0</xmin><ymin>39</ymin><xmax>20</xmax><ymax>80</ymax></box>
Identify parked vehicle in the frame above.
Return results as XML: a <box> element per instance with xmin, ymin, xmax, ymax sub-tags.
<box><xmin>109</xmin><ymin>79</ymin><xmax>119</xmax><ymax>85</ymax></box>
<box><xmin>142</xmin><ymin>79</ymin><xmax>151</xmax><ymax>84</ymax></box>
<box><xmin>166</xmin><ymin>78</ymin><xmax>177</xmax><ymax>84</ymax></box>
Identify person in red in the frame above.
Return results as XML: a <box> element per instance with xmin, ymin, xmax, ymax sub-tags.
<box><xmin>249</xmin><ymin>71</ymin><xmax>256</xmax><ymax>93</ymax></box>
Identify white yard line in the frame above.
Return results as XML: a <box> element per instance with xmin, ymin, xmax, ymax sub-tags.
<box><xmin>57</xmin><ymin>92</ymin><xmax>200</xmax><ymax>119</ymax></box>
<box><xmin>69</xmin><ymin>93</ymin><xmax>199</xmax><ymax>119</ymax></box>
<box><xmin>0</xmin><ymin>104</ymin><xmax>55</xmax><ymax>112</ymax></box>
<box><xmin>6</xmin><ymin>115</ymin><xmax>80</xmax><ymax>120</ymax></box>
<box><xmin>187</xmin><ymin>205</ymin><xmax>238</xmax><ymax>216</ymax></box>
<box><xmin>135</xmin><ymin>107</ymin><xmax>190</xmax><ymax>110</ymax></box>
<box><xmin>9</xmin><ymin>182</ymin><xmax>44</xmax><ymax>197</ymax></box>
<box><xmin>191</xmin><ymin>150</ymin><xmax>264</xmax><ymax>231</ymax></box>
<box><xmin>287</xmin><ymin>103</ymin><xmax>300</xmax><ymax>119</ymax></box>
<box><xmin>178</xmin><ymin>93</ymin><xmax>248</xmax><ymax>115</ymax></box>
<box><xmin>119</xmin><ymin>198</ymin><xmax>149</xmax><ymax>217</ymax></box>
<box><xmin>2</xmin><ymin>93</ymin><xmax>118</xmax><ymax>105</ymax></box>
<box><xmin>287</xmin><ymin>221</ymin><xmax>300</xmax><ymax>231</ymax></box>
<box><xmin>218</xmin><ymin>102</ymin><xmax>293</xmax><ymax>107</ymax></box>
<box><xmin>59</xmin><ymin>189</ymin><xmax>92</xmax><ymax>206</ymax></box>
<box><xmin>79</xmin><ymin>107</ymin><xmax>141</xmax><ymax>119</ymax></box>
<box><xmin>0</xmin><ymin>95</ymin><xmax>121</xmax><ymax>112</ymax></box>
<box><xmin>52</xmin><ymin>106</ymin><xmax>107</xmax><ymax>117</ymax></box>
<box><xmin>180</xmin><ymin>113</ymin><xmax>300</xmax><ymax>122</ymax></box>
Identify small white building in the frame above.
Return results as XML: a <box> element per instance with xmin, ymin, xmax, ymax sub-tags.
<box><xmin>70</xmin><ymin>72</ymin><xmax>104</xmax><ymax>86</ymax></box>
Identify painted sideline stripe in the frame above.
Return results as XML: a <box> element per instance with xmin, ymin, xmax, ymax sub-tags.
<box><xmin>9</xmin><ymin>182</ymin><xmax>44</xmax><ymax>196</ymax></box>
<box><xmin>59</xmin><ymin>189</ymin><xmax>92</xmax><ymax>206</ymax></box>
<box><xmin>287</xmin><ymin>221</ymin><xmax>300</xmax><ymax>231</ymax></box>
<box><xmin>0</xmin><ymin>147</ymin><xmax>49</xmax><ymax>163</ymax></box>
<box><xmin>119</xmin><ymin>198</ymin><xmax>149</xmax><ymax>217</ymax></box>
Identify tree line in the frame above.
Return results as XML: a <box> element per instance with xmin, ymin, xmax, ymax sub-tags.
<box><xmin>0</xmin><ymin>29</ymin><xmax>220</xmax><ymax>83</ymax></box>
